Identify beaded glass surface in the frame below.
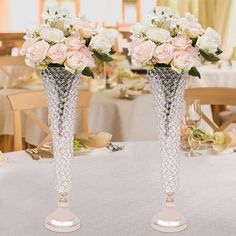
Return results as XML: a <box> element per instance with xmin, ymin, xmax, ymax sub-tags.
<box><xmin>42</xmin><ymin>67</ymin><xmax>80</xmax><ymax>194</ymax></box>
<box><xmin>148</xmin><ymin>67</ymin><xmax>187</xmax><ymax>193</ymax></box>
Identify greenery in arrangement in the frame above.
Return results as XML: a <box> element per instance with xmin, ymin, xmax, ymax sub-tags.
<box><xmin>129</xmin><ymin>6</ymin><xmax>223</xmax><ymax>78</ymax></box>
<box><xmin>20</xmin><ymin>7</ymin><xmax>117</xmax><ymax>77</ymax></box>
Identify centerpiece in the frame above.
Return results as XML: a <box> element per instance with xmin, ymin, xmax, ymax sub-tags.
<box><xmin>129</xmin><ymin>6</ymin><xmax>222</xmax><ymax>232</ymax></box>
<box><xmin>21</xmin><ymin>7</ymin><xmax>116</xmax><ymax>232</ymax></box>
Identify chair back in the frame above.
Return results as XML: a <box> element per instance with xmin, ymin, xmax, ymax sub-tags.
<box><xmin>185</xmin><ymin>87</ymin><xmax>236</xmax><ymax>131</ymax></box>
<box><xmin>8</xmin><ymin>90</ymin><xmax>91</xmax><ymax>151</ymax></box>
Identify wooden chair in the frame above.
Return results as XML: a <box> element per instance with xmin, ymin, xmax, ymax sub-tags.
<box><xmin>185</xmin><ymin>87</ymin><xmax>236</xmax><ymax>132</ymax></box>
<box><xmin>8</xmin><ymin>90</ymin><xmax>92</xmax><ymax>151</ymax></box>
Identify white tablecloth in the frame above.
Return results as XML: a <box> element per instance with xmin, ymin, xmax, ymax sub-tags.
<box><xmin>1</xmin><ymin>141</ymin><xmax>236</xmax><ymax>236</ymax></box>
<box><xmin>189</xmin><ymin>66</ymin><xmax>236</xmax><ymax>88</ymax></box>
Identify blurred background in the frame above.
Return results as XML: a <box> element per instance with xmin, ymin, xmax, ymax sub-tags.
<box><xmin>0</xmin><ymin>0</ymin><xmax>236</xmax><ymax>57</ymax></box>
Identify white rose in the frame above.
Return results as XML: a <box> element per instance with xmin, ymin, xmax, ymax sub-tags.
<box><xmin>205</xmin><ymin>27</ymin><xmax>221</xmax><ymax>46</ymax></box>
<box><xmin>97</xmin><ymin>28</ymin><xmax>117</xmax><ymax>44</ymax></box>
<box><xmin>185</xmin><ymin>12</ymin><xmax>197</xmax><ymax>22</ymax></box>
<box><xmin>90</xmin><ymin>35</ymin><xmax>112</xmax><ymax>54</ymax></box>
<box><xmin>145</xmin><ymin>27</ymin><xmax>171</xmax><ymax>43</ymax></box>
<box><xmin>42</xmin><ymin>7</ymin><xmax>69</xmax><ymax>21</ymax></box>
<box><xmin>40</xmin><ymin>27</ymin><xmax>65</xmax><ymax>43</ymax></box>
<box><xmin>131</xmin><ymin>23</ymin><xmax>145</xmax><ymax>37</ymax></box>
<box><xmin>150</xmin><ymin>6</ymin><xmax>179</xmax><ymax>21</ymax></box>
<box><xmin>196</xmin><ymin>28</ymin><xmax>221</xmax><ymax>54</ymax></box>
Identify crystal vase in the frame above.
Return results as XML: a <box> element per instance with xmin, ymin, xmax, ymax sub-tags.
<box><xmin>148</xmin><ymin>67</ymin><xmax>187</xmax><ymax>232</ymax></box>
<box><xmin>41</xmin><ymin>67</ymin><xmax>80</xmax><ymax>232</ymax></box>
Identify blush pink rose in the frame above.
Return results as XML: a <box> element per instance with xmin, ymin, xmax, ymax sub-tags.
<box><xmin>129</xmin><ymin>39</ymin><xmax>156</xmax><ymax>66</ymax></box>
<box><xmin>186</xmin><ymin>45</ymin><xmax>201</xmax><ymax>66</ymax></box>
<box><xmin>154</xmin><ymin>43</ymin><xmax>174</xmax><ymax>64</ymax></box>
<box><xmin>65</xmin><ymin>36</ymin><xmax>84</xmax><ymax>50</ymax></box>
<box><xmin>171</xmin><ymin>51</ymin><xmax>193</xmax><ymax>72</ymax></box>
<box><xmin>171</xmin><ymin>36</ymin><xmax>192</xmax><ymax>50</ymax></box>
<box><xmin>80</xmin><ymin>46</ymin><xmax>95</xmax><ymax>68</ymax></box>
<box><xmin>25</xmin><ymin>40</ymin><xmax>50</xmax><ymax>64</ymax></box>
<box><xmin>184</xmin><ymin>21</ymin><xmax>204</xmax><ymax>38</ymax></box>
<box><xmin>76</xmin><ymin>19</ymin><xmax>97</xmax><ymax>38</ymax></box>
<box><xmin>20</xmin><ymin>38</ymin><xmax>38</xmax><ymax>55</ymax></box>
<box><xmin>65</xmin><ymin>51</ymin><xmax>87</xmax><ymax>72</ymax></box>
<box><xmin>47</xmin><ymin>43</ymin><xmax>67</xmax><ymax>64</ymax></box>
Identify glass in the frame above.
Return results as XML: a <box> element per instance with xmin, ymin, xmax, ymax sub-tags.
<box><xmin>184</xmin><ymin>99</ymin><xmax>202</xmax><ymax>157</ymax></box>
<box><xmin>42</xmin><ymin>67</ymin><xmax>80</xmax><ymax>232</ymax></box>
<box><xmin>148</xmin><ymin>67</ymin><xmax>187</xmax><ymax>233</ymax></box>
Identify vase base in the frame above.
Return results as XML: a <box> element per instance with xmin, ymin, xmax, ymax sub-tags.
<box><xmin>45</xmin><ymin>207</ymin><xmax>80</xmax><ymax>233</ymax></box>
<box><xmin>151</xmin><ymin>207</ymin><xmax>187</xmax><ymax>233</ymax></box>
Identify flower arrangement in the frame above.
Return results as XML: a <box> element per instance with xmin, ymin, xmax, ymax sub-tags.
<box><xmin>20</xmin><ymin>7</ymin><xmax>117</xmax><ymax>77</ymax></box>
<box><xmin>180</xmin><ymin>124</ymin><xmax>236</xmax><ymax>152</ymax></box>
<box><xmin>128</xmin><ymin>6</ymin><xmax>222</xmax><ymax>78</ymax></box>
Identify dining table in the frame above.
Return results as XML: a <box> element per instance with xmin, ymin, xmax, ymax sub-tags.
<box><xmin>1</xmin><ymin>65</ymin><xmax>236</xmax><ymax>149</ymax></box>
<box><xmin>1</xmin><ymin>141</ymin><xmax>236</xmax><ymax>236</ymax></box>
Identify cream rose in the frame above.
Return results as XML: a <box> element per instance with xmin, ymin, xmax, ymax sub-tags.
<box><xmin>97</xmin><ymin>28</ymin><xmax>117</xmax><ymax>45</ymax></box>
<box><xmin>25</xmin><ymin>40</ymin><xmax>50</xmax><ymax>65</ymax></box>
<box><xmin>196</xmin><ymin>28</ymin><xmax>221</xmax><ymax>54</ymax></box>
<box><xmin>131</xmin><ymin>23</ymin><xmax>145</xmax><ymax>37</ymax></box>
<box><xmin>47</xmin><ymin>43</ymin><xmax>67</xmax><ymax>64</ymax></box>
<box><xmin>171</xmin><ymin>51</ymin><xmax>193</xmax><ymax>72</ymax></box>
<box><xmin>154</xmin><ymin>43</ymin><xmax>174</xmax><ymax>64</ymax></box>
<box><xmin>65</xmin><ymin>36</ymin><xmax>84</xmax><ymax>50</ymax></box>
<box><xmin>171</xmin><ymin>36</ymin><xmax>192</xmax><ymax>50</ymax></box>
<box><xmin>65</xmin><ymin>51</ymin><xmax>88</xmax><ymax>73</ymax></box>
<box><xmin>184</xmin><ymin>21</ymin><xmax>204</xmax><ymax>38</ymax></box>
<box><xmin>145</xmin><ymin>27</ymin><xmax>171</xmax><ymax>43</ymax></box>
<box><xmin>90</xmin><ymin>35</ymin><xmax>112</xmax><ymax>54</ymax></box>
<box><xmin>129</xmin><ymin>39</ymin><xmax>156</xmax><ymax>66</ymax></box>
<box><xmin>40</xmin><ymin>27</ymin><xmax>64</xmax><ymax>43</ymax></box>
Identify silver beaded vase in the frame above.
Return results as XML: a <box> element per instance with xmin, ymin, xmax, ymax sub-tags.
<box><xmin>41</xmin><ymin>67</ymin><xmax>80</xmax><ymax>233</ymax></box>
<box><xmin>148</xmin><ymin>67</ymin><xmax>187</xmax><ymax>233</ymax></box>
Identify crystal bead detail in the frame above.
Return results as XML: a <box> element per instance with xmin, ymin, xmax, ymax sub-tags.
<box><xmin>148</xmin><ymin>67</ymin><xmax>187</xmax><ymax>193</ymax></box>
<box><xmin>42</xmin><ymin>67</ymin><xmax>80</xmax><ymax>194</ymax></box>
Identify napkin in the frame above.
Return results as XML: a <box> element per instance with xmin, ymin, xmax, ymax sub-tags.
<box><xmin>213</xmin><ymin>131</ymin><xmax>236</xmax><ymax>152</ymax></box>
<box><xmin>74</xmin><ymin>132</ymin><xmax>112</xmax><ymax>148</ymax></box>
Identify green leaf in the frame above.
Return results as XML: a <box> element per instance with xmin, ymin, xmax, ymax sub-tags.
<box><xmin>189</xmin><ymin>66</ymin><xmax>201</xmax><ymax>79</ymax></box>
<box><xmin>82</xmin><ymin>67</ymin><xmax>94</xmax><ymax>78</ymax></box>
<box><xmin>216</xmin><ymin>48</ymin><xmax>223</xmax><ymax>55</ymax></box>
<box><xmin>85</xmin><ymin>38</ymin><xmax>91</xmax><ymax>47</ymax></box>
<box><xmin>199</xmin><ymin>50</ymin><xmax>220</xmax><ymax>62</ymax></box>
<box><xmin>191</xmin><ymin>38</ymin><xmax>197</xmax><ymax>47</ymax></box>
<box><xmin>93</xmin><ymin>50</ymin><xmax>113</xmax><ymax>62</ymax></box>
<box><xmin>110</xmin><ymin>48</ymin><xmax>116</xmax><ymax>55</ymax></box>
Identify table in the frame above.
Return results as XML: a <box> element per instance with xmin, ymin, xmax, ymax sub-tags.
<box><xmin>0</xmin><ymin>65</ymin><xmax>34</xmax><ymax>89</ymax></box>
<box><xmin>1</xmin><ymin>65</ymin><xmax>236</xmax><ymax>147</ymax></box>
<box><xmin>1</xmin><ymin>141</ymin><xmax>236</xmax><ymax>236</ymax></box>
